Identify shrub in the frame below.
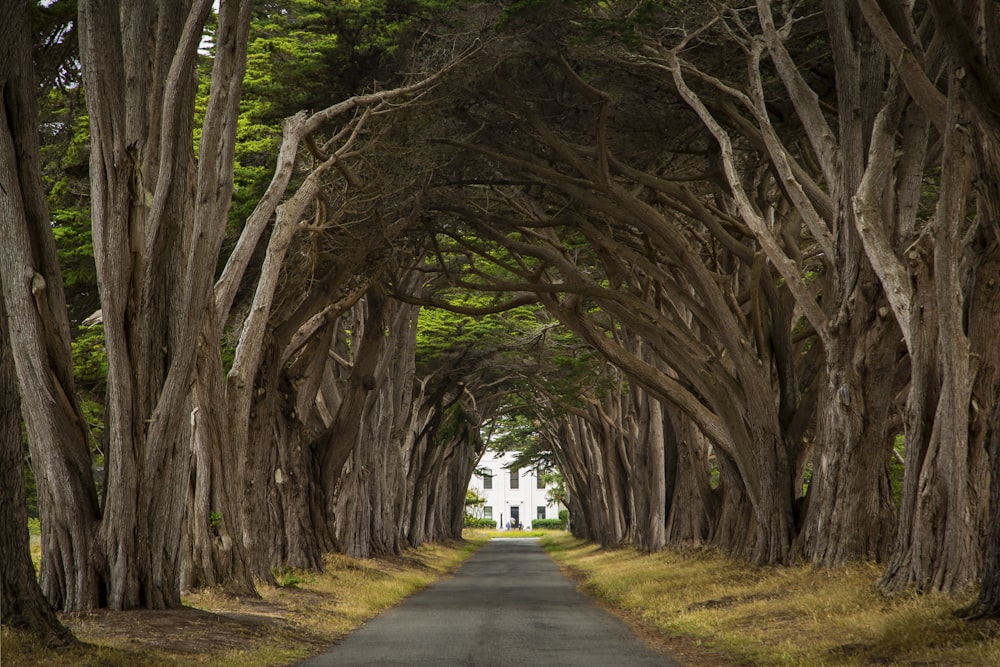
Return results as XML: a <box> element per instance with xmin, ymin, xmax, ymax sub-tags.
<box><xmin>464</xmin><ymin>516</ymin><xmax>497</xmax><ymax>528</ymax></box>
<box><xmin>530</xmin><ymin>518</ymin><xmax>566</xmax><ymax>530</ymax></box>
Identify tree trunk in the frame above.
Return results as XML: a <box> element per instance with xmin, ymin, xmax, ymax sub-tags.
<box><xmin>77</xmin><ymin>0</ymin><xmax>252</xmax><ymax>608</ymax></box>
<box><xmin>180</xmin><ymin>320</ymin><xmax>256</xmax><ymax>594</ymax></box>
<box><xmin>974</xmin><ymin>376</ymin><xmax>1000</xmax><ymax>617</ymax></box>
<box><xmin>549</xmin><ymin>420</ymin><xmax>595</xmax><ymax>541</ymax></box>
<box><xmin>243</xmin><ymin>359</ymin><xmax>322</xmax><ymax>576</ymax></box>
<box><xmin>629</xmin><ymin>383</ymin><xmax>666</xmax><ymax>551</ymax></box>
<box><xmin>0</xmin><ymin>0</ymin><xmax>104</xmax><ymax>612</ymax></box>
<box><xmin>881</xmin><ymin>68</ymin><xmax>982</xmax><ymax>592</ymax></box>
<box><xmin>797</xmin><ymin>291</ymin><xmax>898</xmax><ymax>564</ymax></box>
<box><xmin>0</xmin><ymin>298</ymin><xmax>75</xmax><ymax>646</ymax></box>
<box><xmin>663</xmin><ymin>407</ymin><xmax>718</xmax><ymax>547</ymax></box>
<box><xmin>784</xmin><ymin>0</ymin><xmax>898</xmax><ymax>567</ymax></box>
<box><xmin>322</xmin><ymin>292</ymin><xmax>390</xmax><ymax>557</ymax></box>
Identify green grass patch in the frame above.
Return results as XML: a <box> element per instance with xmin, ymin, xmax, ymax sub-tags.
<box><xmin>462</xmin><ymin>527</ymin><xmax>566</xmax><ymax>540</ymax></box>
<box><xmin>541</xmin><ymin>534</ymin><xmax>1000</xmax><ymax>666</ymax></box>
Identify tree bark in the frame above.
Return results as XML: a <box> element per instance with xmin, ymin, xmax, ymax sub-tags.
<box><xmin>77</xmin><ymin>0</ymin><xmax>252</xmax><ymax>608</ymax></box>
<box><xmin>973</xmin><ymin>376</ymin><xmax>1000</xmax><ymax>617</ymax></box>
<box><xmin>0</xmin><ymin>295</ymin><xmax>75</xmax><ymax>646</ymax></box>
<box><xmin>1</xmin><ymin>0</ymin><xmax>103</xmax><ymax>612</ymax></box>
<box><xmin>663</xmin><ymin>407</ymin><xmax>718</xmax><ymax>548</ymax></box>
<box><xmin>881</xmin><ymin>67</ymin><xmax>982</xmax><ymax>592</ymax></box>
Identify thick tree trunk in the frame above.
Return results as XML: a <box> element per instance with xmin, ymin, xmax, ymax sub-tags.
<box><xmin>77</xmin><ymin>0</ymin><xmax>251</xmax><ymax>608</ymax></box>
<box><xmin>180</xmin><ymin>320</ymin><xmax>256</xmax><ymax>594</ymax></box>
<box><xmin>974</xmin><ymin>376</ymin><xmax>1000</xmax><ymax>617</ymax></box>
<box><xmin>0</xmin><ymin>0</ymin><xmax>104</xmax><ymax>612</ymax></box>
<box><xmin>242</xmin><ymin>363</ymin><xmax>322</xmax><ymax>576</ymax></box>
<box><xmin>558</xmin><ymin>408</ymin><xmax>629</xmax><ymax>548</ymax></box>
<box><xmin>322</xmin><ymin>293</ymin><xmax>390</xmax><ymax>557</ymax></box>
<box><xmin>549</xmin><ymin>421</ymin><xmax>595</xmax><ymax>541</ymax></box>
<box><xmin>881</xmin><ymin>70</ymin><xmax>982</xmax><ymax>593</ymax></box>
<box><xmin>797</xmin><ymin>292</ymin><xmax>898</xmax><ymax>564</ymax></box>
<box><xmin>334</xmin><ymin>386</ymin><xmax>408</xmax><ymax>557</ymax></box>
<box><xmin>806</xmin><ymin>0</ymin><xmax>896</xmax><ymax>568</ymax></box>
<box><xmin>711</xmin><ymin>455</ymin><xmax>759</xmax><ymax>560</ymax></box>
<box><xmin>0</xmin><ymin>301</ymin><xmax>75</xmax><ymax>646</ymax></box>
<box><xmin>663</xmin><ymin>408</ymin><xmax>718</xmax><ymax>547</ymax></box>
<box><xmin>629</xmin><ymin>385</ymin><xmax>666</xmax><ymax>551</ymax></box>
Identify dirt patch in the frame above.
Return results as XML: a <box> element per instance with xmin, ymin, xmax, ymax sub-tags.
<box><xmin>62</xmin><ymin>604</ymin><xmax>300</xmax><ymax>655</ymax></box>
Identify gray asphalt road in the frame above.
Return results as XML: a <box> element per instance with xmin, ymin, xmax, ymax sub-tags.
<box><xmin>297</xmin><ymin>538</ymin><xmax>680</xmax><ymax>666</ymax></box>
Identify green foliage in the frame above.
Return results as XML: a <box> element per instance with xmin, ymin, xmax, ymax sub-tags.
<box><xmin>484</xmin><ymin>412</ymin><xmax>539</xmax><ymax>457</ymax></box>
<box><xmin>529</xmin><ymin>518</ymin><xmax>565</xmax><ymax>529</ymax></box>
<box><xmin>436</xmin><ymin>401</ymin><xmax>477</xmax><ymax>447</ymax></box>
<box><xmin>225</xmin><ymin>0</ymin><xmax>461</xmax><ymax>232</ymax></box>
<box><xmin>39</xmin><ymin>86</ymin><xmax>98</xmax><ymax>327</ymax></box>
<box><xmin>542</xmin><ymin>470</ymin><xmax>567</xmax><ymax>507</ymax></box>
<box><xmin>463</xmin><ymin>516</ymin><xmax>497</xmax><ymax>528</ymax></box>
<box><xmin>27</xmin><ymin>516</ymin><xmax>41</xmax><ymax>536</ymax></box>
<box><xmin>71</xmin><ymin>324</ymin><xmax>107</xmax><ymax>460</ymax></box>
<box><xmin>465</xmin><ymin>487</ymin><xmax>486</xmax><ymax>507</ymax></box>
<box><xmin>71</xmin><ymin>324</ymin><xmax>107</xmax><ymax>386</ymax></box>
<box><xmin>464</xmin><ymin>488</ymin><xmax>486</xmax><ymax>520</ymax></box>
<box><xmin>415</xmin><ymin>298</ymin><xmax>545</xmax><ymax>364</ymax></box>
<box><xmin>274</xmin><ymin>567</ymin><xmax>315</xmax><ymax>588</ymax></box>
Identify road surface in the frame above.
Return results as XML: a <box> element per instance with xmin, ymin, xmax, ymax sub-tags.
<box><xmin>297</xmin><ymin>538</ymin><xmax>680</xmax><ymax>666</ymax></box>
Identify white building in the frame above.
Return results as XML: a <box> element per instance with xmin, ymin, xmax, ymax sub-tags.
<box><xmin>470</xmin><ymin>450</ymin><xmax>561</xmax><ymax>529</ymax></box>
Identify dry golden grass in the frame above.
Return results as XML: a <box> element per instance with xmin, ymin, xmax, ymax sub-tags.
<box><xmin>2</xmin><ymin>539</ymin><xmax>484</xmax><ymax>667</ymax></box>
<box><xmin>461</xmin><ymin>527</ymin><xmax>560</xmax><ymax>540</ymax></box>
<box><xmin>541</xmin><ymin>534</ymin><xmax>1000</xmax><ymax>666</ymax></box>
<box><xmin>9</xmin><ymin>533</ymin><xmax>999</xmax><ymax>666</ymax></box>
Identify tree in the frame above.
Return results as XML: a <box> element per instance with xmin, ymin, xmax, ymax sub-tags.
<box><xmin>1</xmin><ymin>290</ymin><xmax>75</xmax><ymax>646</ymax></box>
<box><xmin>419</xmin><ymin>35</ymin><xmax>804</xmax><ymax>560</ymax></box>
<box><xmin>1</xmin><ymin>0</ymin><xmax>104</xmax><ymax>613</ymax></box>
<box><xmin>76</xmin><ymin>0</ymin><xmax>254</xmax><ymax>609</ymax></box>
<box><xmin>465</xmin><ymin>487</ymin><xmax>487</xmax><ymax>519</ymax></box>
<box><xmin>834</xmin><ymin>0</ymin><xmax>1000</xmax><ymax>593</ymax></box>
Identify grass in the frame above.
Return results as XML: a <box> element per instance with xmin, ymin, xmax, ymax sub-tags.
<box><xmin>541</xmin><ymin>533</ymin><xmax>1000</xmax><ymax>666</ymax></box>
<box><xmin>2</xmin><ymin>538</ymin><xmax>485</xmax><ymax>667</ymax></box>
<box><xmin>462</xmin><ymin>527</ymin><xmax>560</xmax><ymax>540</ymax></box>
<box><xmin>10</xmin><ymin>530</ymin><xmax>999</xmax><ymax>666</ymax></box>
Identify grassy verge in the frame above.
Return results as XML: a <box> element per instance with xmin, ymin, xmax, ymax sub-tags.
<box><xmin>2</xmin><ymin>538</ymin><xmax>484</xmax><ymax>667</ymax></box>
<box><xmin>541</xmin><ymin>534</ymin><xmax>1000</xmax><ymax>667</ymax></box>
<box><xmin>462</xmin><ymin>527</ymin><xmax>560</xmax><ymax>540</ymax></box>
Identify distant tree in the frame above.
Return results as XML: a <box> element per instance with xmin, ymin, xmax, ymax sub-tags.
<box><xmin>465</xmin><ymin>488</ymin><xmax>486</xmax><ymax>519</ymax></box>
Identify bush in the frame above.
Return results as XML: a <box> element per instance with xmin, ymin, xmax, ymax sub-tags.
<box><xmin>530</xmin><ymin>519</ymin><xmax>566</xmax><ymax>530</ymax></box>
<box><xmin>464</xmin><ymin>516</ymin><xmax>497</xmax><ymax>528</ymax></box>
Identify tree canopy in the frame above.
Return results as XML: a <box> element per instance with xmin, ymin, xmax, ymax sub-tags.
<box><xmin>4</xmin><ymin>0</ymin><xmax>1000</xmax><ymax>643</ymax></box>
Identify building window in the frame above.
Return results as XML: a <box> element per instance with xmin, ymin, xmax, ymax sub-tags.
<box><xmin>484</xmin><ymin>506</ymin><xmax>493</xmax><ymax>519</ymax></box>
<box><xmin>483</xmin><ymin>474</ymin><xmax>492</xmax><ymax>489</ymax></box>
<box><xmin>537</xmin><ymin>506</ymin><xmax>546</xmax><ymax>520</ymax></box>
<box><xmin>510</xmin><ymin>468</ymin><xmax>519</xmax><ymax>489</ymax></box>
<box><xmin>536</xmin><ymin>471</ymin><xmax>545</xmax><ymax>489</ymax></box>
